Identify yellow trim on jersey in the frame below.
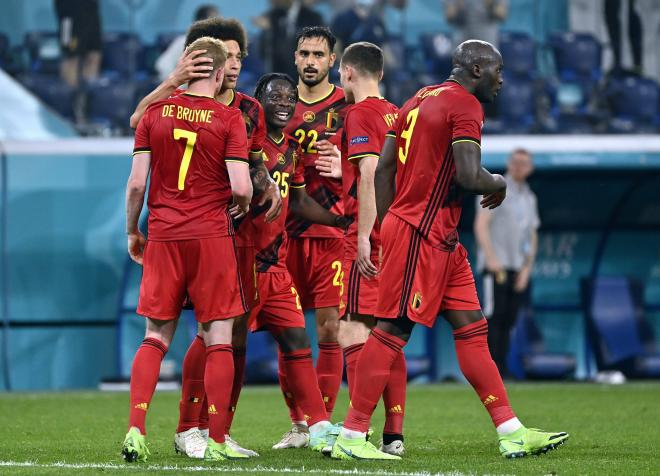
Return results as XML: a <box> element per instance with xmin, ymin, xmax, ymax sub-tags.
<box><xmin>299</xmin><ymin>84</ymin><xmax>336</xmax><ymax>105</ymax></box>
<box><xmin>290</xmin><ymin>183</ymin><xmax>306</xmax><ymax>189</ymax></box>
<box><xmin>269</xmin><ymin>133</ymin><xmax>285</xmax><ymax>145</ymax></box>
<box><xmin>385</xmin><ymin>132</ymin><xmax>396</xmax><ymax>138</ymax></box>
<box><xmin>132</xmin><ymin>150</ymin><xmax>151</xmax><ymax>156</ymax></box>
<box><xmin>220</xmin><ymin>89</ymin><xmax>235</xmax><ymax>106</ymax></box>
<box><xmin>183</xmin><ymin>91</ymin><xmax>215</xmax><ymax>99</ymax></box>
<box><xmin>225</xmin><ymin>159</ymin><xmax>249</xmax><ymax>164</ymax></box>
<box><xmin>348</xmin><ymin>152</ymin><xmax>380</xmax><ymax>162</ymax></box>
<box><xmin>452</xmin><ymin>139</ymin><xmax>481</xmax><ymax>148</ymax></box>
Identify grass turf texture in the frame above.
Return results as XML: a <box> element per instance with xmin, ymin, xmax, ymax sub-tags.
<box><xmin>1</xmin><ymin>383</ymin><xmax>659</xmax><ymax>475</ymax></box>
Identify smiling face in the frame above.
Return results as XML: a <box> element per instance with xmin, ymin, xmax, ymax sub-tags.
<box><xmin>261</xmin><ymin>79</ymin><xmax>298</xmax><ymax>131</ymax></box>
<box><xmin>221</xmin><ymin>40</ymin><xmax>242</xmax><ymax>90</ymax></box>
<box><xmin>294</xmin><ymin>36</ymin><xmax>335</xmax><ymax>87</ymax></box>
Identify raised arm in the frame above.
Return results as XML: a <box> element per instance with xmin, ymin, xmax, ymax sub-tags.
<box><xmin>374</xmin><ymin>135</ymin><xmax>397</xmax><ymax>223</ymax></box>
<box><xmin>129</xmin><ymin>49</ymin><xmax>213</xmax><ymax>128</ymax></box>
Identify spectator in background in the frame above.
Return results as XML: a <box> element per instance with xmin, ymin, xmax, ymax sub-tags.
<box><xmin>474</xmin><ymin>149</ymin><xmax>539</xmax><ymax>377</ymax></box>
<box><xmin>331</xmin><ymin>0</ymin><xmax>388</xmax><ymax>51</ymax></box>
<box><xmin>604</xmin><ymin>0</ymin><xmax>642</xmax><ymax>76</ymax></box>
<box><xmin>443</xmin><ymin>0</ymin><xmax>508</xmax><ymax>48</ymax></box>
<box><xmin>155</xmin><ymin>4</ymin><xmax>220</xmax><ymax>81</ymax></box>
<box><xmin>55</xmin><ymin>0</ymin><xmax>102</xmax><ymax>88</ymax></box>
<box><xmin>254</xmin><ymin>0</ymin><xmax>324</xmax><ymax>78</ymax></box>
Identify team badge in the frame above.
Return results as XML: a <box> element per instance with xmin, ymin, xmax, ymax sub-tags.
<box><xmin>411</xmin><ymin>291</ymin><xmax>423</xmax><ymax>310</ymax></box>
<box><xmin>277</xmin><ymin>153</ymin><xmax>286</xmax><ymax>164</ymax></box>
<box><xmin>325</xmin><ymin>109</ymin><xmax>339</xmax><ymax>132</ymax></box>
<box><xmin>303</xmin><ymin>111</ymin><xmax>315</xmax><ymax>122</ymax></box>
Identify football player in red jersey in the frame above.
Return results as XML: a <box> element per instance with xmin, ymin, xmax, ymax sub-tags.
<box><xmin>335</xmin><ymin>42</ymin><xmax>406</xmax><ymax>456</ymax></box>
<box><xmin>247</xmin><ymin>73</ymin><xmax>350</xmax><ymax>452</ymax></box>
<box><xmin>129</xmin><ymin>18</ymin><xmax>274</xmax><ymax>459</ymax></box>
<box><xmin>277</xmin><ymin>27</ymin><xmax>348</xmax><ymax>444</ymax></box>
<box><xmin>122</xmin><ymin>37</ymin><xmax>253</xmax><ymax>463</ymax></box>
<box><xmin>331</xmin><ymin>40</ymin><xmax>568</xmax><ymax>461</ymax></box>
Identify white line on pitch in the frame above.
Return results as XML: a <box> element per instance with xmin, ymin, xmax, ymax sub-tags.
<box><xmin>0</xmin><ymin>461</ymin><xmax>467</xmax><ymax>476</ymax></box>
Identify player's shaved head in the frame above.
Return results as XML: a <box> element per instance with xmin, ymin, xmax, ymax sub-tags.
<box><xmin>185</xmin><ymin>17</ymin><xmax>247</xmax><ymax>57</ymax></box>
<box><xmin>449</xmin><ymin>40</ymin><xmax>503</xmax><ymax>103</ymax></box>
<box><xmin>186</xmin><ymin>37</ymin><xmax>228</xmax><ymax>72</ymax></box>
<box><xmin>341</xmin><ymin>42</ymin><xmax>383</xmax><ymax>79</ymax></box>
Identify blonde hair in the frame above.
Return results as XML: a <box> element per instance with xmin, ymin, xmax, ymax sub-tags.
<box><xmin>185</xmin><ymin>36</ymin><xmax>228</xmax><ymax>72</ymax></box>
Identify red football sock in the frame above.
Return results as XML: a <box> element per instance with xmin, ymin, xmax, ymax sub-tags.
<box><xmin>224</xmin><ymin>347</ymin><xmax>246</xmax><ymax>435</ymax></box>
<box><xmin>344</xmin><ymin>328</ymin><xmax>406</xmax><ymax>433</ymax></box>
<box><xmin>281</xmin><ymin>348</ymin><xmax>328</xmax><ymax>426</ymax></box>
<box><xmin>278</xmin><ymin>350</ymin><xmax>306</xmax><ymax>423</ymax></box>
<box><xmin>383</xmin><ymin>350</ymin><xmax>407</xmax><ymax>436</ymax></box>
<box><xmin>177</xmin><ymin>335</ymin><xmax>206</xmax><ymax>433</ymax></box>
<box><xmin>343</xmin><ymin>343</ymin><xmax>364</xmax><ymax>400</ymax></box>
<box><xmin>453</xmin><ymin>319</ymin><xmax>516</xmax><ymax>427</ymax></box>
<box><xmin>128</xmin><ymin>337</ymin><xmax>168</xmax><ymax>435</ymax></box>
<box><xmin>204</xmin><ymin>344</ymin><xmax>234</xmax><ymax>443</ymax></box>
<box><xmin>316</xmin><ymin>342</ymin><xmax>343</xmax><ymax>417</ymax></box>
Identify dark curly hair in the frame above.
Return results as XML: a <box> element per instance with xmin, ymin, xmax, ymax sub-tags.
<box><xmin>254</xmin><ymin>73</ymin><xmax>298</xmax><ymax>102</ymax></box>
<box><xmin>185</xmin><ymin>17</ymin><xmax>247</xmax><ymax>57</ymax></box>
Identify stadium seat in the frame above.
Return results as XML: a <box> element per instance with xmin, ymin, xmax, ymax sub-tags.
<box><xmin>499</xmin><ymin>31</ymin><xmax>536</xmax><ymax>79</ymax></box>
<box><xmin>18</xmin><ymin>73</ymin><xmax>75</xmax><ymax>119</ymax></box>
<box><xmin>101</xmin><ymin>32</ymin><xmax>145</xmax><ymax>78</ymax></box>
<box><xmin>549</xmin><ymin>32</ymin><xmax>602</xmax><ymax>82</ymax></box>
<box><xmin>24</xmin><ymin>31</ymin><xmax>61</xmax><ymax>75</ymax></box>
<box><xmin>87</xmin><ymin>78</ymin><xmax>137</xmax><ymax>131</ymax></box>
<box><xmin>582</xmin><ymin>277</ymin><xmax>660</xmax><ymax>378</ymax></box>
<box><xmin>484</xmin><ymin>75</ymin><xmax>536</xmax><ymax>134</ymax></box>
<box><xmin>419</xmin><ymin>32</ymin><xmax>453</xmax><ymax>79</ymax></box>
<box><xmin>156</xmin><ymin>32</ymin><xmax>184</xmax><ymax>52</ymax></box>
<box><xmin>507</xmin><ymin>309</ymin><xmax>576</xmax><ymax>379</ymax></box>
<box><xmin>606</xmin><ymin>75</ymin><xmax>659</xmax><ymax>133</ymax></box>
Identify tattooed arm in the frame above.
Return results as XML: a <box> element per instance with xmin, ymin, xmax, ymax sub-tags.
<box><xmin>250</xmin><ymin>150</ymin><xmax>282</xmax><ymax>223</ymax></box>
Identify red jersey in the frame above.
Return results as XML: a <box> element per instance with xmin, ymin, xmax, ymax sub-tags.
<box><xmin>285</xmin><ymin>85</ymin><xmax>348</xmax><ymax>239</ymax></box>
<box><xmin>341</xmin><ymin>97</ymin><xmax>398</xmax><ymax>260</ymax></box>
<box><xmin>252</xmin><ymin>133</ymin><xmax>305</xmax><ymax>272</ymax></box>
<box><xmin>133</xmin><ymin>92</ymin><xmax>248</xmax><ymax>241</ymax></box>
<box><xmin>388</xmin><ymin>81</ymin><xmax>483</xmax><ymax>250</ymax></box>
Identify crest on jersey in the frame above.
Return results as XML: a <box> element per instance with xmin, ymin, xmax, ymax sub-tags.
<box><xmin>303</xmin><ymin>111</ymin><xmax>315</xmax><ymax>122</ymax></box>
<box><xmin>326</xmin><ymin>109</ymin><xmax>339</xmax><ymax>132</ymax></box>
<box><xmin>277</xmin><ymin>153</ymin><xmax>286</xmax><ymax>164</ymax></box>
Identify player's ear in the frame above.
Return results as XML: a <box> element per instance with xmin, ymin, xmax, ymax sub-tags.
<box><xmin>216</xmin><ymin>67</ymin><xmax>225</xmax><ymax>84</ymax></box>
<box><xmin>472</xmin><ymin>63</ymin><xmax>482</xmax><ymax>79</ymax></box>
<box><xmin>329</xmin><ymin>52</ymin><xmax>337</xmax><ymax>68</ymax></box>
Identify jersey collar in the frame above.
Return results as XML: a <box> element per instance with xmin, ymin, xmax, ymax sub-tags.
<box><xmin>298</xmin><ymin>84</ymin><xmax>335</xmax><ymax>106</ymax></box>
<box><xmin>183</xmin><ymin>91</ymin><xmax>214</xmax><ymax>99</ymax></box>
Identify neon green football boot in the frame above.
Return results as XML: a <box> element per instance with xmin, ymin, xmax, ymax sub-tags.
<box><xmin>499</xmin><ymin>426</ymin><xmax>569</xmax><ymax>458</ymax></box>
<box><xmin>122</xmin><ymin>427</ymin><xmax>150</xmax><ymax>463</ymax></box>
<box><xmin>204</xmin><ymin>437</ymin><xmax>250</xmax><ymax>461</ymax></box>
<box><xmin>331</xmin><ymin>434</ymin><xmax>401</xmax><ymax>460</ymax></box>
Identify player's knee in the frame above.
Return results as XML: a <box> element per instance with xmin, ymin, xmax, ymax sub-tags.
<box><xmin>338</xmin><ymin>317</ymin><xmax>372</xmax><ymax>348</ymax></box>
<box><xmin>277</xmin><ymin>327</ymin><xmax>311</xmax><ymax>353</ymax></box>
<box><xmin>231</xmin><ymin>315</ymin><xmax>249</xmax><ymax>347</ymax></box>
<box><xmin>316</xmin><ymin>309</ymin><xmax>340</xmax><ymax>342</ymax></box>
<box><xmin>375</xmin><ymin>317</ymin><xmax>413</xmax><ymax>343</ymax></box>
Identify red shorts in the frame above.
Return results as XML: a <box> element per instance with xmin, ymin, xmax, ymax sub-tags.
<box><xmin>375</xmin><ymin>214</ymin><xmax>481</xmax><ymax>327</ymax></box>
<box><xmin>248</xmin><ymin>272</ymin><xmax>305</xmax><ymax>332</ymax></box>
<box><xmin>340</xmin><ymin>257</ymin><xmax>380</xmax><ymax>317</ymax></box>
<box><xmin>286</xmin><ymin>237</ymin><xmax>343</xmax><ymax>310</ymax></box>
<box><xmin>237</xmin><ymin>244</ymin><xmax>259</xmax><ymax>311</ymax></box>
<box><xmin>137</xmin><ymin>237</ymin><xmax>247</xmax><ymax>323</ymax></box>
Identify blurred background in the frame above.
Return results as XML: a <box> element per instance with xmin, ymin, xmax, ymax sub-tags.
<box><xmin>0</xmin><ymin>0</ymin><xmax>659</xmax><ymax>391</ymax></box>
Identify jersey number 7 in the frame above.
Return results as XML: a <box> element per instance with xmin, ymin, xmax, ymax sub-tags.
<box><xmin>173</xmin><ymin>128</ymin><xmax>198</xmax><ymax>190</ymax></box>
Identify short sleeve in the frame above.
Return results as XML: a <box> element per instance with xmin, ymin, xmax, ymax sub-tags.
<box><xmin>451</xmin><ymin>94</ymin><xmax>483</xmax><ymax>147</ymax></box>
<box><xmin>132</xmin><ymin>109</ymin><xmax>151</xmax><ymax>156</ymax></box>
<box><xmin>291</xmin><ymin>145</ymin><xmax>305</xmax><ymax>189</ymax></box>
<box><xmin>250</xmin><ymin>103</ymin><xmax>267</xmax><ymax>154</ymax></box>
<box><xmin>224</xmin><ymin>110</ymin><xmax>249</xmax><ymax>164</ymax></box>
<box><xmin>345</xmin><ymin>108</ymin><xmax>381</xmax><ymax>164</ymax></box>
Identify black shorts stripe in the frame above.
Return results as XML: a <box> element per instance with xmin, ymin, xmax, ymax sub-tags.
<box><xmin>347</xmin><ymin>261</ymin><xmax>359</xmax><ymax>314</ymax></box>
<box><xmin>230</xmin><ymin>235</ymin><xmax>248</xmax><ymax>313</ymax></box>
<box><xmin>418</xmin><ymin>145</ymin><xmax>452</xmax><ymax>236</ymax></box>
<box><xmin>397</xmin><ymin>231</ymin><xmax>422</xmax><ymax>318</ymax></box>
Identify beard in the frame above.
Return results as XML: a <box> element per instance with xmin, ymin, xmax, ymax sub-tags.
<box><xmin>299</xmin><ymin>68</ymin><xmax>329</xmax><ymax>87</ymax></box>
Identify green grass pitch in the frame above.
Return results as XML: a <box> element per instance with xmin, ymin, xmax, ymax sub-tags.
<box><xmin>1</xmin><ymin>383</ymin><xmax>659</xmax><ymax>475</ymax></box>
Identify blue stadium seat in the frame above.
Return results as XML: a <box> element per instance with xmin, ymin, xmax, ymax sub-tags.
<box><xmin>507</xmin><ymin>309</ymin><xmax>576</xmax><ymax>379</ymax></box>
<box><xmin>549</xmin><ymin>32</ymin><xmax>602</xmax><ymax>82</ymax></box>
<box><xmin>419</xmin><ymin>32</ymin><xmax>453</xmax><ymax>79</ymax></box>
<box><xmin>499</xmin><ymin>31</ymin><xmax>536</xmax><ymax>79</ymax></box>
<box><xmin>484</xmin><ymin>75</ymin><xmax>536</xmax><ymax>134</ymax></box>
<box><xmin>606</xmin><ymin>76</ymin><xmax>659</xmax><ymax>133</ymax></box>
<box><xmin>24</xmin><ymin>31</ymin><xmax>61</xmax><ymax>75</ymax></box>
<box><xmin>18</xmin><ymin>73</ymin><xmax>75</xmax><ymax>119</ymax></box>
<box><xmin>582</xmin><ymin>277</ymin><xmax>660</xmax><ymax>378</ymax></box>
<box><xmin>242</xmin><ymin>42</ymin><xmax>265</xmax><ymax>78</ymax></box>
<box><xmin>87</xmin><ymin>79</ymin><xmax>137</xmax><ymax>130</ymax></box>
<box><xmin>101</xmin><ymin>32</ymin><xmax>145</xmax><ymax>78</ymax></box>
<box><xmin>0</xmin><ymin>33</ymin><xmax>9</xmax><ymax>67</ymax></box>
<box><xmin>156</xmin><ymin>32</ymin><xmax>184</xmax><ymax>52</ymax></box>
